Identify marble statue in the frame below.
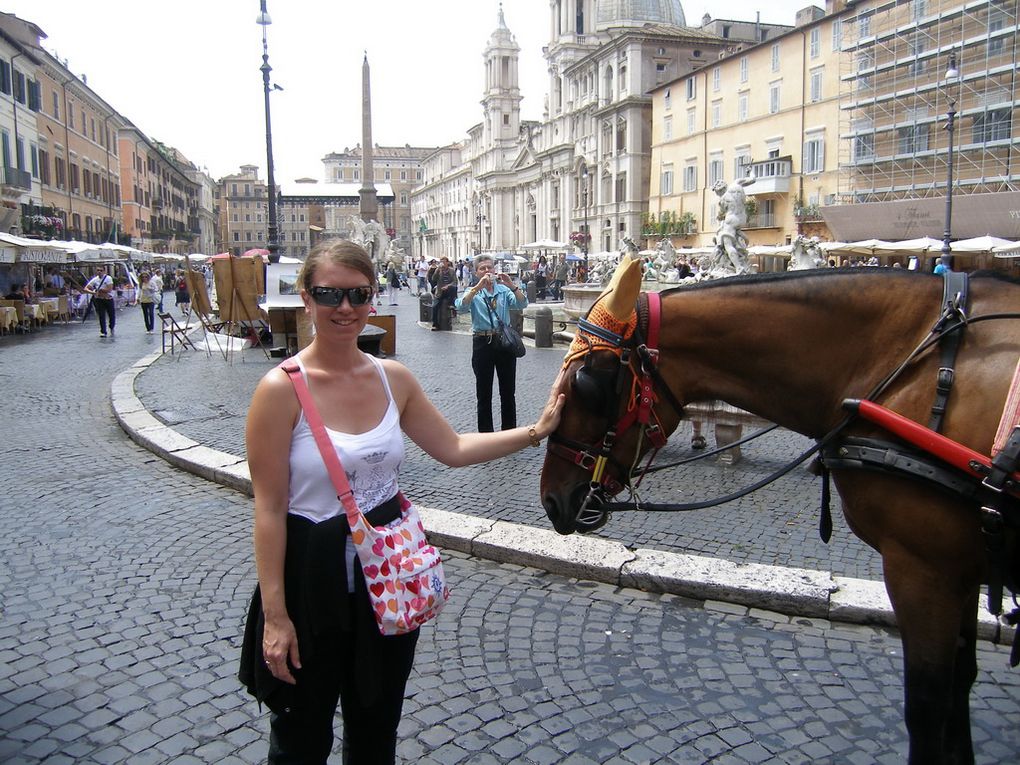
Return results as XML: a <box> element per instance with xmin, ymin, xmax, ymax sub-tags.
<box><xmin>788</xmin><ymin>235</ymin><xmax>826</xmax><ymax>271</ymax></box>
<box><xmin>343</xmin><ymin>215</ymin><xmax>390</xmax><ymax>265</ymax></box>
<box><xmin>701</xmin><ymin>176</ymin><xmax>755</xmax><ymax>278</ymax></box>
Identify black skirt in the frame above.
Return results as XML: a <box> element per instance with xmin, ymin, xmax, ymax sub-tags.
<box><xmin>238</xmin><ymin>496</ymin><xmax>402</xmax><ymax>713</ymax></box>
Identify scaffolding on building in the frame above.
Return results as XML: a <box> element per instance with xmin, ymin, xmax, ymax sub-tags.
<box><xmin>838</xmin><ymin>0</ymin><xmax>1019</xmax><ymax>204</ymax></box>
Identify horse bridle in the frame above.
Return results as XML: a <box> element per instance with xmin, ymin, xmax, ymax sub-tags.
<box><xmin>548</xmin><ymin>292</ymin><xmax>682</xmax><ymax>531</ymax></box>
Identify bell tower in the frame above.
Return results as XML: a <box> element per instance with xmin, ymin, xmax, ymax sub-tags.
<box><xmin>481</xmin><ymin>3</ymin><xmax>522</xmax><ymax>149</ymax></box>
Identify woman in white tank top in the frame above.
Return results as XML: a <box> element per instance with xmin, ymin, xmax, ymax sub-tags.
<box><xmin>241</xmin><ymin>240</ymin><xmax>566</xmax><ymax>764</ymax></box>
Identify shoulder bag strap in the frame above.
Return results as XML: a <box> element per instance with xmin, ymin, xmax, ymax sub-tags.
<box><xmin>279</xmin><ymin>361</ymin><xmax>361</xmax><ymax>525</ymax></box>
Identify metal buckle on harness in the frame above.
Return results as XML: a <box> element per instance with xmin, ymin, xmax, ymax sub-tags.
<box><xmin>576</xmin><ymin>452</ymin><xmax>597</xmax><ymax>470</ymax></box>
<box><xmin>935</xmin><ymin>367</ymin><xmax>954</xmax><ymax>392</ymax></box>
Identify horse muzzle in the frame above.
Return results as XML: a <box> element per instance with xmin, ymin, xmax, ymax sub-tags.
<box><xmin>542</xmin><ymin>483</ymin><xmax>610</xmax><ymax>535</ymax></box>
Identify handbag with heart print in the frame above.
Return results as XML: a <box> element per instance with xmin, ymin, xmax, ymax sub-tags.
<box><xmin>281</xmin><ymin>362</ymin><xmax>449</xmax><ymax>635</ymax></box>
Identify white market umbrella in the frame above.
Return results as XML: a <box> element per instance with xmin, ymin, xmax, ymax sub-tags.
<box><xmin>521</xmin><ymin>239</ymin><xmax>570</xmax><ymax>250</ymax></box>
<box><xmin>992</xmin><ymin>241</ymin><xmax>1020</xmax><ymax>259</ymax></box>
<box><xmin>949</xmin><ymin>235</ymin><xmax>1016</xmax><ymax>253</ymax></box>
<box><xmin>875</xmin><ymin>237</ymin><xmax>943</xmax><ymax>254</ymax></box>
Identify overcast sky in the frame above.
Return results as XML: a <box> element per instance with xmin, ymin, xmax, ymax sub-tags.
<box><xmin>7</xmin><ymin>0</ymin><xmax>814</xmax><ymax>181</ymax></box>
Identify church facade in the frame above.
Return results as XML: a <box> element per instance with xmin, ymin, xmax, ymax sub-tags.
<box><xmin>411</xmin><ymin>1</ymin><xmax>758</xmax><ymax>259</ymax></box>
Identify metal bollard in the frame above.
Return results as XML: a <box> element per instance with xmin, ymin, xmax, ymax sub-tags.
<box><xmin>526</xmin><ymin>280</ymin><xmax>537</xmax><ymax>304</ymax></box>
<box><xmin>438</xmin><ymin>300</ymin><xmax>453</xmax><ymax>331</ymax></box>
<box><xmin>533</xmin><ymin>306</ymin><xmax>553</xmax><ymax>348</ymax></box>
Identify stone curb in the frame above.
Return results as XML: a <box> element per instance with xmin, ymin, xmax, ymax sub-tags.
<box><xmin>110</xmin><ymin>349</ymin><xmax>1016</xmax><ymax>647</ymax></box>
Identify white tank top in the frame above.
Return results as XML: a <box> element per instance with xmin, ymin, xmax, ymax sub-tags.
<box><xmin>288</xmin><ymin>355</ymin><xmax>404</xmax><ymax>523</ymax></box>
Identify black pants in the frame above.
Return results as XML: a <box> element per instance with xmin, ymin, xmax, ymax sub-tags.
<box><xmin>471</xmin><ymin>335</ymin><xmax>517</xmax><ymax>432</ymax></box>
<box><xmin>267</xmin><ymin>600</ymin><xmax>419</xmax><ymax>765</ymax></box>
<box><xmin>93</xmin><ymin>298</ymin><xmax>115</xmax><ymax>333</ymax></box>
<box><xmin>431</xmin><ymin>287</ymin><xmax>455</xmax><ymax>329</ymax></box>
<box><xmin>141</xmin><ymin>302</ymin><xmax>155</xmax><ymax>331</ymax></box>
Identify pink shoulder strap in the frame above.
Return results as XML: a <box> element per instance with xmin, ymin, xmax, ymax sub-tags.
<box><xmin>279</xmin><ymin>361</ymin><xmax>360</xmax><ymax>524</ymax></box>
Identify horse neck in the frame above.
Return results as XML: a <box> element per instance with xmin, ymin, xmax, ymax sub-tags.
<box><xmin>655</xmin><ymin>274</ymin><xmax>937</xmax><ymax>438</ymax></box>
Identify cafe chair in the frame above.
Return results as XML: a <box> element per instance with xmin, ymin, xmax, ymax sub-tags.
<box><xmin>56</xmin><ymin>295</ymin><xmax>71</xmax><ymax>324</ymax></box>
<box><xmin>159</xmin><ymin>311</ymin><xmax>196</xmax><ymax>356</ymax></box>
<box><xmin>0</xmin><ymin>299</ymin><xmax>31</xmax><ymax>333</ymax></box>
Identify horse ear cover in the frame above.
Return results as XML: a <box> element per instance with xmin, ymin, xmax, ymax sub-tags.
<box><xmin>601</xmin><ymin>255</ymin><xmax>643</xmax><ymax>322</ymax></box>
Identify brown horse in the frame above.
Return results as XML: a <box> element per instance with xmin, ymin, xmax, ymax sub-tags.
<box><xmin>540</xmin><ymin>260</ymin><xmax>1020</xmax><ymax>764</ymax></box>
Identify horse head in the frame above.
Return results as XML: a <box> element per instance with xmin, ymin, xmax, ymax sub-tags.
<box><xmin>541</xmin><ymin>256</ymin><xmax>682</xmax><ymax>534</ymax></box>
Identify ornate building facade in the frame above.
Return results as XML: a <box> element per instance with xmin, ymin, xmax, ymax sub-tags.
<box><xmin>411</xmin><ymin>1</ymin><xmax>761</xmax><ymax>259</ymax></box>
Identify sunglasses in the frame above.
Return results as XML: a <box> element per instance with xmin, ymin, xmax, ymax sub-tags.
<box><xmin>309</xmin><ymin>285</ymin><xmax>374</xmax><ymax>307</ymax></box>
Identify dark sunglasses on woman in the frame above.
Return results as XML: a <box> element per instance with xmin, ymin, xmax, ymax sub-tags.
<box><xmin>309</xmin><ymin>285</ymin><xmax>374</xmax><ymax>307</ymax></box>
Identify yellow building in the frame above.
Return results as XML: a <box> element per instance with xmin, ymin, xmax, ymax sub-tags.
<box><xmin>648</xmin><ymin>4</ymin><xmax>842</xmax><ymax>250</ymax></box>
<box><xmin>649</xmin><ymin>1</ymin><xmax>1020</xmax><ymax>252</ymax></box>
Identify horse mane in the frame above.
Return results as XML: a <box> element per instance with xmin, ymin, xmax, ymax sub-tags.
<box><xmin>656</xmin><ymin>267</ymin><xmax>1017</xmax><ymax>297</ymax></box>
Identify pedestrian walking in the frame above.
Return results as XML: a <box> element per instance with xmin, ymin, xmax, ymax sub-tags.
<box><xmin>151</xmin><ymin>270</ymin><xmax>164</xmax><ymax>312</ymax></box>
<box><xmin>239</xmin><ymin>240</ymin><xmax>564</xmax><ymax>764</ymax></box>
<box><xmin>551</xmin><ymin>258</ymin><xmax>569</xmax><ymax>300</ymax></box>
<box><xmin>414</xmin><ymin>257</ymin><xmax>428</xmax><ymax>295</ymax></box>
<box><xmin>385</xmin><ymin>261</ymin><xmax>400</xmax><ymax>306</ymax></box>
<box><xmin>174</xmin><ymin>270</ymin><xmax>190</xmax><ymax>315</ymax></box>
<box><xmin>84</xmin><ymin>266</ymin><xmax>116</xmax><ymax>337</ymax></box>
<box><xmin>138</xmin><ymin>272</ymin><xmax>157</xmax><ymax>334</ymax></box>
<box><xmin>454</xmin><ymin>253</ymin><xmax>529</xmax><ymax>432</ymax></box>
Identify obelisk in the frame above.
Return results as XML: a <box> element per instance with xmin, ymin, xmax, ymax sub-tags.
<box><xmin>359</xmin><ymin>52</ymin><xmax>379</xmax><ymax>223</ymax></box>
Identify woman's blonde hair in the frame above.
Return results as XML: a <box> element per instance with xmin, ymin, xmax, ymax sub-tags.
<box><xmin>298</xmin><ymin>240</ymin><xmax>377</xmax><ymax>292</ymax></box>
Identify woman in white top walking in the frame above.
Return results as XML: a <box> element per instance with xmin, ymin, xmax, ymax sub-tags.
<box><xmin>240</xmin><ymin>240</ymin><xmax>564</xmax><ymax>764</ymax></box>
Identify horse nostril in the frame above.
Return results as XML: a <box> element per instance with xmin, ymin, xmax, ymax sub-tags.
<box><xmin>542</xmin><ymin>493</ymin><xmax>576</xmax><ymax>536</ymax></box>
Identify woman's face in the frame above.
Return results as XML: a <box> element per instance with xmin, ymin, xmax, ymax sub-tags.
<box><xmin>301</xmin><ymin>261</ymin><xmax>374</xmax><ymax>340</ymax></box>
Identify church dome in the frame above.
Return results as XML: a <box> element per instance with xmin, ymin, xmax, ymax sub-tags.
<box><xmin>596</xmin><ymin>0</ymin><xmax>686</xmax><ymax>29</ymax></box>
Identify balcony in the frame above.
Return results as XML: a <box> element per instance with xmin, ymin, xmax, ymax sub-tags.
<box><xmin>746</xmin><ymin>157</ymin><xmax>792</xmax><ymax>196</ymax></box>
<box><xmin>745</xmin><ymin>213</ymin><xmax>778</xmax><ymax>229</ymax></box>
<box><xmin>3</xmin><ymin>167</ymin><xmax>32</xmax><ymax>190</ymax></box>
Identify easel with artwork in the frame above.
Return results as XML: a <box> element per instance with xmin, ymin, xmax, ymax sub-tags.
<box><xmin>211</xmin><ymin>255</ymin><xmax>271</xmax><ymax>361</ymax></box>
<box><xmin>182</xmin><ymin>258</ymin><xmax>224</xmax><ymax>358</ymax></box>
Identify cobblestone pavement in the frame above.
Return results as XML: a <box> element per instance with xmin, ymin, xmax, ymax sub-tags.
<box><xmin>2</xmin><ymin>307</ymin><xmax>1018</xmax><ymax>764</ymax></box>
<box><xmin>136</xmin><ymin>296</ymin><xmax>884</xmax><ymax>581</ymax></box>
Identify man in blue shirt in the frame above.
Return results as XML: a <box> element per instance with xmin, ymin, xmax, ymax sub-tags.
<box><xmin>455</xmin><ymin>255</ymin><xmax>529</xmax><ymax>432</ymax></box>
<box><xmin>933</xmin><ymin>254</ymin><xmax>953</xmax><ymax>275</ymax></box>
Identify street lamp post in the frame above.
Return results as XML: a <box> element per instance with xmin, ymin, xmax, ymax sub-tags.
<box><xmin>940</xmin><ymin>52</ymin><xmax>959</xmax><ymax>266</ymax></box>
<box><xmin>257</xmin><ymin>1</ymin><xmax>280</xmax><ymax>263</ymax></box>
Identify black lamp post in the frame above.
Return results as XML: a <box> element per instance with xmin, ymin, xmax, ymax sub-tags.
<box><xmin>581</xmin><ymin>161</ymin><xmax>590</xmax><ymax>280</ymax></box>
<box><xmin>257</xmin><ymin>1</ymin><xmax>280</xmax><ymax>263</ymax></box>
<box><xmin>940</xmin><ymin>52</ymin><xmax>959</xmax><ymax>265</ymax></box>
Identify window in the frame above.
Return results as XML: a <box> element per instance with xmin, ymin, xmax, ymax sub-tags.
<box><xmin>738</xmin><ymin>92</ymin><xmax>748</xmax><ymax>122</ymax></box>
<box><xmin>384</xmin><ymin>170</ymin><xmax>391</xmax><ymax>180</ymax></box>
<box><xmin>52</xmin><ymin>91</ymin><xmax>59</xmax><ymax>118</ymax></box>
<box><xmin>232</xmin><ymin>213</ymin><xmax>238</xmax><ymax>222</ymax></box>
<box><xmin>803</xmin><ymin>134</ymin><xmax>825</xmax><ymax>173</ymax></box>
<box><xmin>897</xmin><ymin>124</ymin><xmax>929</xmax><ymax>154</ymax></box>
<box><xmin>660</xmin><ymin>164</ymin><xmax>673</xmax><ymax>195</ymax></box>
<box><xmin>13</xmin><ymin>70</ymin><xmax>25</xmax><ymax>104</ymax></box>
<box><xmin>734</xmin><ymin>152</ymin><xmax>751</xmax><ymax>179</ymax></box>
<box><xmin>859</xmin><ymin>14</ymin><xmax>872</xmax><ymax>39</ymax></box>
<box><xmin>233</xmin><ymin>232</ymin><xmax>240</xmax><ymax>242</ymax></box>
<box><xmin>615</xmin><ymin>172</ymin><xmax>626</xmax><ymax>202</ymax></box>
<box><xmin>712</xmin><ymin>67</ymin><xmax>721</xmax><ymax>92</ymax></box>
<box><xmin>0</xmin><ymin>60</ymin><xmax>9</xmax><ymax>94</ymax></box>
<box><xmin>664</xmin><ymin>88</ymin><xmax>671</xmax><ymax>110</ymax></box>
<box><xmin>27</xmin><ymin>80</ymin><xmax>41</xmax><ymax>112</ymax></box>
<box><xmin>973</xmin><ymin>108</ymin><xmax>1011</xmax><ymax>142</ymax></box>
<box><xmin>739</xmin><ymin>57</ymin><xmax>748</xmax><ymax>83</ymax></box>
<box><xmin>708</xmin><ymin>155</ymin><xmax>724</xmax><ymax>186</ymax></box>
<box><xmin>686</xmin><ymin>108</ymin><xmax>696</xmax><ymax>135</ymax></box>
<box><xmin>83</xmin><ymin>169</ymin><xmax>91</xmax><ymax>196</ymax></box>
<box><xmin>685</xmin><ymin>77</ymin><xmax>696</xmax><ymax>100</ymax></box>
<box><xmin>832</xmin><ymin>18</ymin><xmax>843</xmax><ymax>51</ymax></box>
<box><xmin>663</xmin><ymin>115</ymin><xmax>673</xmax><ymax>140</ymax></box>
<box><xmin>857</xmin><ymin>52</ymin><xmax>873</xmax><ymax>91</ymax></box>
<box><xmin>908</xmin><ymin>34</ymin><xmax>926</xmax><ymax>75</ymax></box>
<box><xmin>711</xmin><ymin>100</ymin><xmax>721</xmax><ymax>128</ymax></box>
<box><xmin>38</xmin><ymin>148</ymin><xmax>50</xmax><ymax>184</ymax></box>
<box><xmin>810</xmin><ymin>68</ymin><xmax>823</xmax><ymax>102</ymax></box>
<box><xmin>911</xmin><ymin>0</ymin><xmax>927</xmax><ymax>19</ymax></box>
<box><xmin>771</xmin><ymin>44</ymin><xmax>780</xmax><ymax>72</ymax></box>
<box><xmin>683</xmin><ymin>164</ymin><xmax>697</xmax><ymax>192</ymax></box>
<box><xmin>854</xmin><ymin>132</ymin><xmax>875</xmax><ymax>161</ymax></box>
<box><xmin>70</xmin><ymin>163</ymin><xmax>80</xmax><ymax>193</ymax></box>
<box><xmin>989</xmin><ymin>9</ymin><xmax>1006</xmax><ymax>55</ymax></box>
<box><xmin>810</xmin><ymin>28</ymin><xmax>820</xmax><ymax>58</ymax></box>
<box><xmin>30</xmin><ymin>143</ymin><xmax>38</xmax><ymax>178</ymax></box>
<box><xmin>769</xmin><ymin>81</ymin><xmax>781</xmax><ymax>114</ymax></box>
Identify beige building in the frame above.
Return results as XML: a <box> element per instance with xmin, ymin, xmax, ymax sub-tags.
<box><xmin>118</xmin><ymin>126</ymin><xmax>199</xmax><ymax>255</ymax></box>
<box><xmin>322</xmin><ymin>145</ymin><xmax>433</xmax><ymax>255</ymax></box>
<box><xmin>649</xmin><ymin>0</ymin><xmax>1020</xmax><ymax>250</ymax></box>
<box><xmin>29</xmin><ymin>39</ymin><xmax>127</xmax><ymax>244</ymax></box>
<box><xmin>217</xmin><ymin>165</ymin><xmax>269</xmax><ymax>257</ymax></box>
<box><xmin>649</xmin><ymin>5</ymin><xmax>844</xmax><ymax>249</ymax></box>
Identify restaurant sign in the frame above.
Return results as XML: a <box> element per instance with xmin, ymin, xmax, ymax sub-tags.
<box><xmin>17</xmin><ymin>248</ymin><xmax>70</xmax><ymax>263</ymax></box>
<box><xmin>0</xmin><ymin>247</ymin><xmax>15</xmax><ymax>263</ymax></box>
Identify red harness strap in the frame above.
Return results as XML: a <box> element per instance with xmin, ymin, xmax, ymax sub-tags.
<box><xmin>847</xmin><ymin>399</ymin><xmax>1020</xmax><ymax>499</ymax></box>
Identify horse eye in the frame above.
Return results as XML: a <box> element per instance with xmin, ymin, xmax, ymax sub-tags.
<box><xmin>572</xmin><ymin>370</ymin><xmax>608</xmax><ymax>412</ymax></box>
